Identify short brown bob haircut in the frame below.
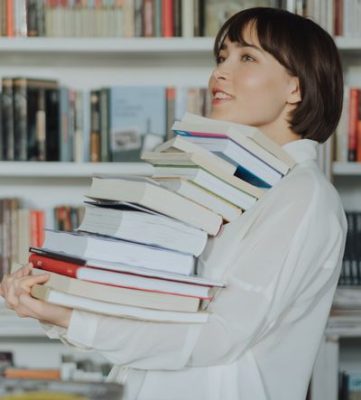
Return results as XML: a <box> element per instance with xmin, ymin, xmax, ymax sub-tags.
<box><xmin>214</xmin><ymin>7</ymin><xmax>343</xmax><ymax>143</ymax></box>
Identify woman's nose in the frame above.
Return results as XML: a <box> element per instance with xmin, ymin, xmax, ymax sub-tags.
<box><xmin>213</xmin><ymin>66</ymin><xmax>228</xmax><ymax>81</ymax></box>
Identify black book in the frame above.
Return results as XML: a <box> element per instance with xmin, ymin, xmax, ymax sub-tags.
<box><xmin>45</xmin><ymin>85</ymin><xmax>60</xmax><ymax>161</ymax></box>
<box><xmin>1</xmin><ymin>77</ymin><xmax>15</xmax><ymax>161</ymax></box>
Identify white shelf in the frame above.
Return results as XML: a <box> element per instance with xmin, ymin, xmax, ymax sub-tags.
<box><xmin>0</xmin><ymin>37</ymin><xmax>214</xmax><ymax>54</ymax></box>
<box><xmin>332</xmin><ymin>162</ymin><xmax>361</xmax><ymax>176</ymax></box>
<box><xmin>0</xmin><ymin>37</ymin><xmax>359</xmax><ymax>55</ymax></box>
<box><xmin>335</xmin><ymin>37</ymin><xmax>361</xmax><ymax>52</ymax></box>
<box><xmin>0</xmin><ymin>301</ymin><xmax>46</xmax><ymax>337</ymax></box>
<box><xmin>0</xmin><ymin>162</ymin><xmax>153</xmax><ymax>178</ymax></box>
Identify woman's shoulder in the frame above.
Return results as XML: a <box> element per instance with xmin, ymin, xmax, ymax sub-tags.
<box><xmin>270</xmin><ymin>162</ymin><xmax>345</xmax><ymax>221</ymax></box>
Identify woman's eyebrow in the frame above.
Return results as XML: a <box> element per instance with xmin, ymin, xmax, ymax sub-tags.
<box><xmin>235</xmin><ymin>42</ymin><xmax>265</xmax><ymax>54</ymax></box>
<box><xmin>220</xmin><ymin>41</ymin><xmax>264</xmax><ymax>54</ymax></box>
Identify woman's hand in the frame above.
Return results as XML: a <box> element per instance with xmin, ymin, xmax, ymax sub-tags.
<box><xmin>0</xmin><ymin>264</ymin><xmax>72</xmax><ymax>328</ymax></box>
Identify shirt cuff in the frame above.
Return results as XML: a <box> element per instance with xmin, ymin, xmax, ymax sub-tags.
<box><xmin>65</xmin><ymin>309</ymin><xmax>100</xmax><ymax>349</ymax></box>
<box><xmin>40</xmin><ymin>321</ymin><xmax>67</xmax><ymax>340</ymax></box>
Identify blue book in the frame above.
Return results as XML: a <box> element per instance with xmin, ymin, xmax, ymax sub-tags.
<box><xmin>109</xmin><ymin>86</ymin><xmax>166</xmax><ymax>162</ymax></box>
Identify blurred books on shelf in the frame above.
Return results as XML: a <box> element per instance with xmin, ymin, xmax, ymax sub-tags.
<box><xmin>0</xmin><ymin>79</ymin><xmax>209</xmax><ymax>162</ymax></box>
<box><xmin>0</xmin><ymin>377</ymin><xmax>123</xmax><ymax>400</ymax></box>
<box><xmin>338</xmin><ymin>212</ymin><xmax>361</xmax><ymax>286</ymax></box>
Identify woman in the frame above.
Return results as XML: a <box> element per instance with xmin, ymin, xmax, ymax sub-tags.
<box><xmin>0</xmin><ymin>7</ymin><xmax>346</xmax><ymax>400</ymax></box>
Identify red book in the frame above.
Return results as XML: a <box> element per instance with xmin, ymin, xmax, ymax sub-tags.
<box><xmin>348</xmin><ymin>88</ymin><xmax>359</xmax><ymax>162</ymax></box>
<box><xmin>6</xmin><ymin>0</ymin><xmax>14</xmax><ymax>37</ymax></box>
<box><xmin>36</xmin><ymin>210</ymin><xmax>45</xmax><ymax>247</ymax></box>
<box><xmin>29</xmin><ymin>253</ymin><xmax>214</xmax><ymax>299</ymax></box>
<box><xmin>29</xmin><ymin>210</ymin><xmax>39</xmax><ymax>247</ymax></box>
<box><xmin>162</xmin><ymin>0</ymin><xmax>173</xmax><ymax>37</ymax></box>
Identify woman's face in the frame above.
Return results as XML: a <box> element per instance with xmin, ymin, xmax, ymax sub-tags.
<box><xmin>208</xmin><ymin>24</ymin><xmax>300</xmax><ymax>134</ymax></box>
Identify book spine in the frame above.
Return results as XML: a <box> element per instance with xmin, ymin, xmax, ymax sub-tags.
<box><xmin>13</xmin><ymin>78</ymin><xmax>28</xmax><ymax>161</ymax></box>
<box><xmin>100</xmin><ymin>87</ymin><xmax>110</xmax><ymax>162</ymax></box>
<box><xmin>348</xmin><ymin>88</ymin><xmax>359</xmax><ymax>162</ymax></box>
<box><xmin>133</xmin><ymin>0</ymin><xmax>143</xmax><ymax>37</ymax></box>
<box><xmin>181</xmin><ymin>0</ymin><xmax>193</xmax><ymax>37</ymax></box>
<box><xmin>36</xmin><ymin>88</ymin><xmax>46</xmax><ymax>161</ymax></box>
<box><xmin>90</xmin><ymin>89</ymin><xmax>101</xmax><ymax>162</ymax></box>
<box><xmin>1</xmin><ymin>78</ymin><xmax>15</xmax><ymax>161</ymax></box>
<box><xmin>30</xmin><ymin>253</ymin><xmax>79</xmax><ymax>278</ymax></box>
<box><xmin>45</xmin><ymin>86</ymin><xmax>60</xmax><ymax>161</ymax></box>
<box><xmin>162</xmin><ymin>0</ymin><xmax>173</xmax><ymax>37</ymax></box>
<box><xmin>27</xmin><ymin>0</ymin><xmax>39</xmax><ymax>36</ymax></box>
<box><xmin>166</xmin><ymin>86</ymin><xmax>176</xmax><ymax>140</ymax></box>
<box><xmin>143</xmin><ymin>0</ymin><xmax>153</xmax><ymax>37</ymax></box>
<box><xmin>173</xmin><ymin>0</ymin><xmax>181</xmax><ymax>37</ymax></box>
<box><xmin>6</xmin><ymin>0</ymin><xmax>14</xmax><ymax>37</ymax></box>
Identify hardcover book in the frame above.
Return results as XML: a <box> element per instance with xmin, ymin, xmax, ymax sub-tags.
<box><xmin>108</xmin><ymin>86</ymin><xmax>166</xmax><ymax>161</ymax></box>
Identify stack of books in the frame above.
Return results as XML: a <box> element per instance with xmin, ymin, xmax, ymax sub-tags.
<box><xmin>29</xmin><ymin>113</ymin><xmax>295</xmax><ymax>323</ymax></box>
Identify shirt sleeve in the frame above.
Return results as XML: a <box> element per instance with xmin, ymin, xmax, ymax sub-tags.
<box><xmin>42</xmin><ymin>172</ymin><xmax>346</xmax><ymax>370</ymax></box>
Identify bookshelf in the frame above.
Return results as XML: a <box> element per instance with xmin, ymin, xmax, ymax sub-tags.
<box><xmin>0</xmin><ymin>161</ymin><xmax>152</xmax><ymax>177</ymax></box>
<box><xmin>0</xmin><ymin>37</ymin><xmax>214</xmax><ymax>53</ymax></box>
<box><xmin>0</xmin><ymin>4</ymin><xmax>360</xmax><ymax>400</ymax></box>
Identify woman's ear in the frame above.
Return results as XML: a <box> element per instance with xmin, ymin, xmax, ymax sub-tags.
<box><xmin>287</xmin><ymin>77</ymin><xmax>302</xmax><ymax>105</ymax></box>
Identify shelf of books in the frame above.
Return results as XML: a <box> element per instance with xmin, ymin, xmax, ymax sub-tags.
<box><xmin>0</xmin><ymin>162</ymin><xmax>152</xmax><ymax>178</ymax></box>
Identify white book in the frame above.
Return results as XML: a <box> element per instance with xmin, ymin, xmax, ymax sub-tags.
<box><xmin>152</xmin><ymin>166</ymin><xmax>257</xmax><ymax>210</ymax></box>
<box><xmin>179</xmin><ymin>135</ymin><xmax>283</xmax><ymax>186</ymax></box>
<box><xmin>42</xmin><ymin>229</ymin><xmax>195</xmax><ymax>275</ymax></box>
<box><xmin>153</xmin><ymin>176</ymin><xmax>242</xmax><ymax>222</ymax></box>
<box><xmin>151</xmin><ymin>136</ymin><xmax>264</xmax><ymax>199</ymax></box>
<box><xmin>31</xmin><ymin>285</ymin><xmax>209</xmax><ymax>323</ymax></box>
<box><xmin>78</xmin><ymin>203</ymin><xmax>208</xmax><ymax>257</ymax></box>
<box><xmin>86</xmin><ymin>175</ymin><xmax>223</xmax><ymax>236</ymax></box>
<box><xmin>32</xmin><ymin>268</ymin><xmax>201</xmax><ymax>313</ymax></box>
<box><xmin>181</xmin><ymin>112</ymin><xmax>296</xmax><ymax>168</ymax></box>
<box><xmin>172</xmin><ymin>120</ymin><xmax>290</xmax><ymax>175</ymax></box>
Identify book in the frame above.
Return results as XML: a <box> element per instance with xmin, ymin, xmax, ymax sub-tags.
<box><xmin>78</xmin><ymin>201</ymin><xmax>208</xmax><ymax>256</ymax></box>
<box><xmin>31</xmin><ymin>267</ymin><xmax>201</xmax><ymax>313</ymax></box>
<box><xmin>153</xmin><ymin>176</ymin><xmax>242</xmax><ymax>222</ymax></box>
<box><xmin>31</xmin><ymin>284</ymin><xmax>209</xmax><ymax>323</ymax></box>
<box><xmin>0</xmin><ymin>377</ymin><xmax>123</xmax><ymax>400</ymax></box>
<box><xmin>4</xmin><ymin>368</ymin><xmax>61</xmax><ymax>380</ymax></box>
<box><xmin>41</xmin><ymin>229</ymin><xmax>195</xmax><ymax>275</ymax></box>
<box><xmin>151</xmin><ymin>135</ymin><xmax>264</xmax><ymax>198</ymax></box>
<box><xmin>30</xmin><ymin>246</ymin><xmax>225</xmax><ymax>287</ymax></box>
<box><xmin>108</xmin><ymin>86</ymin><xmax>166</xmax><ymax>161</ymax></box>
<box><xmin>172</xmin><ymin>120</ymin><xmax>290</xmax><ymax>175</ymax></box>
<box><xmin>152</xmin><ymin>166</ymin><xmax>257</xmax><ymax>210</ymax></box>
<box><xmin>30</xmin><ymin>253</ymin><xmax>215</xmax><ymax>300</ymax></box>
<box><xmin>86</xmin><ymin>175</ymin><xmax>223</xmax><ymax>235</ymax></box>
<box><xmin>172</xmin><ymin>130</ymin><xmax>283</xmax><ymax>188</ymax></box>
<box><xmin>181</xmin><ymin>112</ymin><xmax>296</xmax><ymax>168</ymax></box>
<box><xmin>142</xmin><ymin>150</ymin><xmax>264</xmax><ymax>201</ymax></box>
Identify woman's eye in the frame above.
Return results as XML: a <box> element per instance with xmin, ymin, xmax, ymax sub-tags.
<box><xmin>216</xmin><ymin>55</ymin><xmax>225</xmax><ymax>64</ymax></box>
<box><xmin>241</xmin><ymin>54</ymin><xmax>255</xmax><ymax>62</ymax></box>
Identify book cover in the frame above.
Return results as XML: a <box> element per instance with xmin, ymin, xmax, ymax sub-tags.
<box><xmin>109</xmin><ymin>86</ymin><xmax>166</xmax><ymax>161</ymax></box>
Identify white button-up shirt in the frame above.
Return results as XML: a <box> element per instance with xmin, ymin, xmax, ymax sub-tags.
<box><xmin>44</xmin><ymin>139</ymin><xmax>347</xmax><ymax>400</ymax></box>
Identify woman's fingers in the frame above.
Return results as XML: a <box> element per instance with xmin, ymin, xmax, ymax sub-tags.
<box><xmin>14</xmin><ymin>264</ymin><xmax>33</xmax><ymax>279</ymax></box>
<box><xmin>19</xmin><ymin>273</ymin><xmax>49</xmax><ymax>292</ymax></box>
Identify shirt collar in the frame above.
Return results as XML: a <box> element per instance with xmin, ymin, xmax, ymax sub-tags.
<box><xmin>282</xmin><ymin>139</ymin><xmax>319</xmax><ymax>164</ymax></box>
